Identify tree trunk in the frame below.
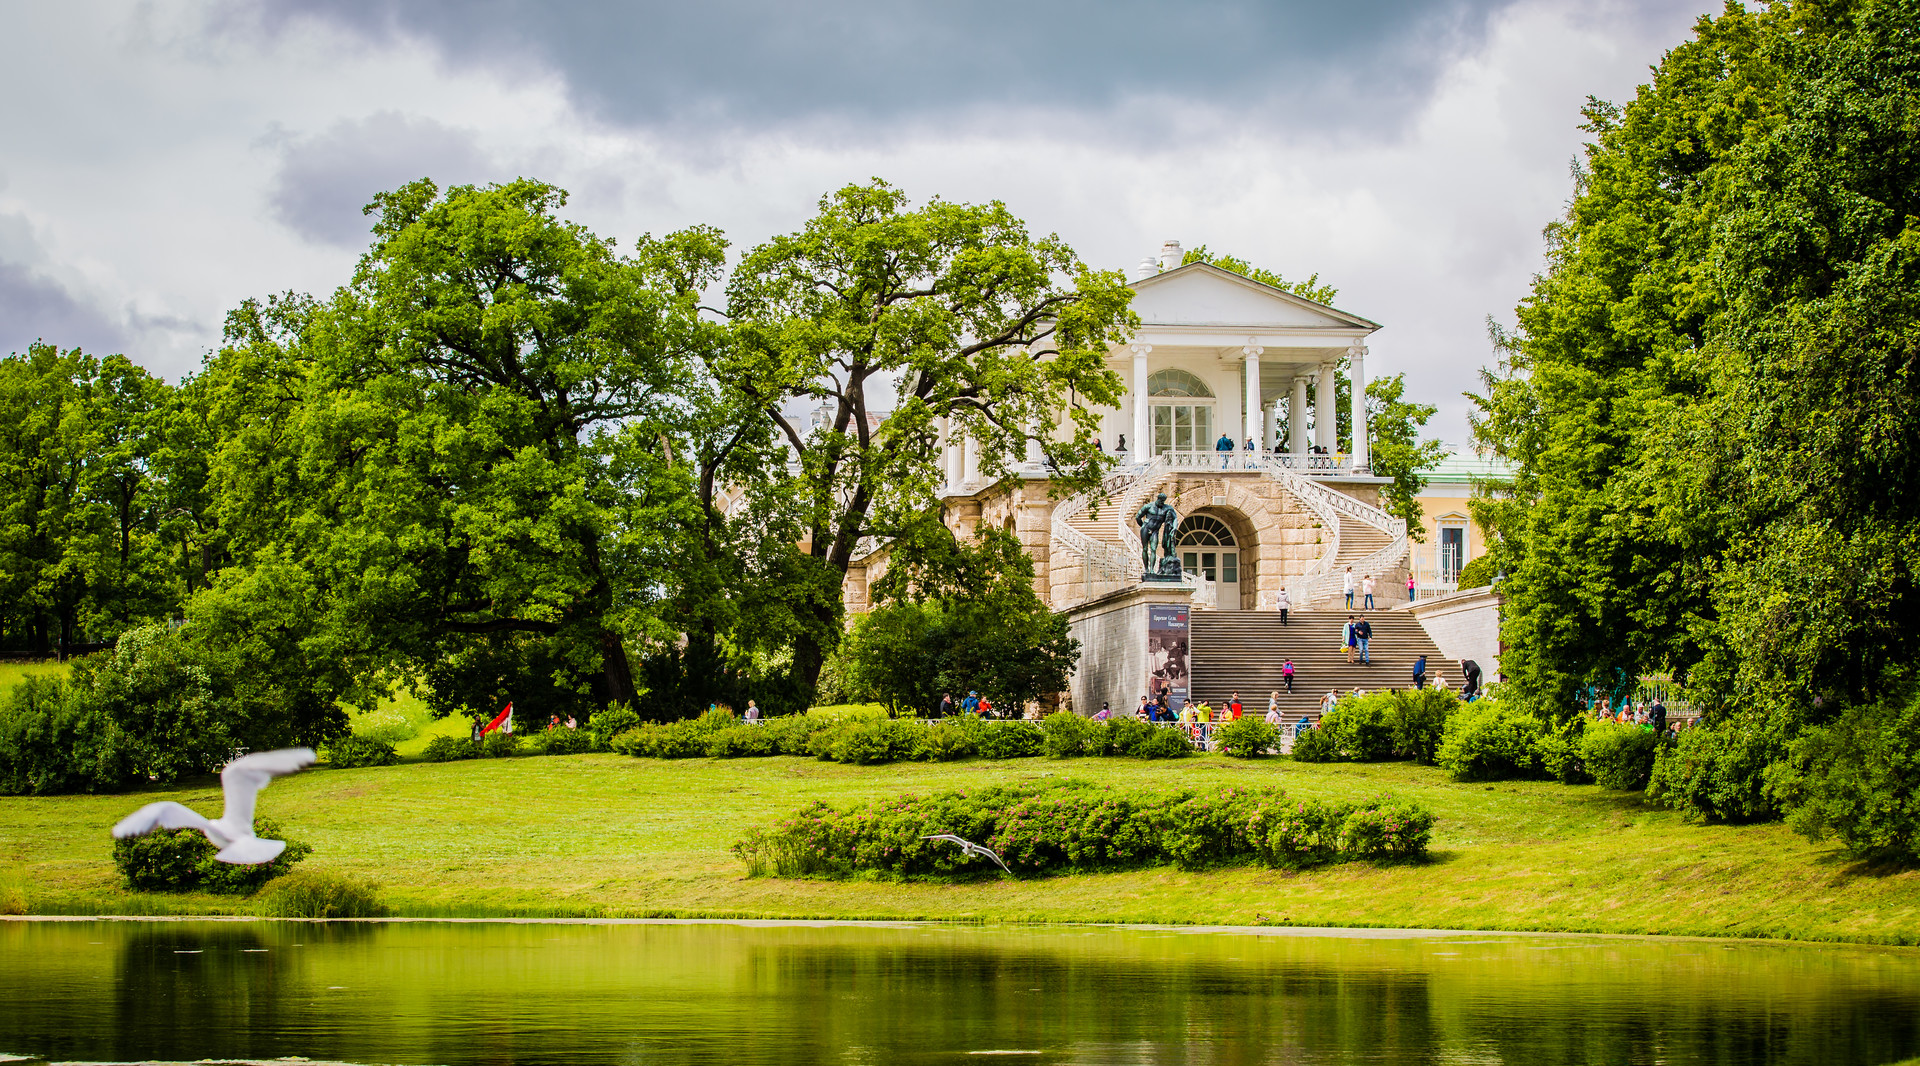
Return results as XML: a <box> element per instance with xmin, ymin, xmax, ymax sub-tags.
<box><xmin>596</xmin><ymin>628</ymin><xmax>638</xmax><ymax>707</ymax></box>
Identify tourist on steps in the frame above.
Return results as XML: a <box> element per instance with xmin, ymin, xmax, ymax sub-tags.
<box><xmin>1265</xmin><ymin>698</ymin><xmax>1283</xmax><ymax>727</ymax></box>
<box><xmin>1282</xmin><ymin>659</ymin><xmax>1295</xmax><ymax>693</ymax></box>
<box><xmin>1275</xmin><ymin>587</ymin><xmax>1290</xmax><ymax>625</ymax></box>
<box><xmin>1343</xmin><ymin>615</ymin><xmax>1358</xmax><ymax>663</ymax></box>
<box><xmin>1413</xmin><ymin>655</ymin><xmax>1427</xmax><ymax>690</ymax></box>
<box><xmin>1460</xmin><ymin>659</ymin><xmax>1483</xmax><ymax>702</ymax></box>
<box><xmin>1363</xmin><ymin>574</ymin><xmax>1376</xmax><ymax>610</ymax></box>
<box><xmin>1343</xmin><ymin>567</ymin><xmax>1356</xmax><ymax>608</ymax></box>
<box><xmin>1408</xmin><ymin>574</ymin><xmax>1417</xmax><ymax>602</ymax></box>
<box><xmin>1355</xmin><ymin>617</ymin><xmax>1372</xmax><ymax>665</ymax></box>
<box><xmin>1228</xmin><ymin>692</ymin><xmax>1243</xmax><ymax>719</ymax></box>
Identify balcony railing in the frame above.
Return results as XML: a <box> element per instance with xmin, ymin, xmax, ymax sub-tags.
<box><xmin>1110</xmin><ymin>449</ymin><xmax>1356</xmax><ymax>476</ymax></box>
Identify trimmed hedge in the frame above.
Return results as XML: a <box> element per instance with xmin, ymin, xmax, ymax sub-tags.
<box><xmin>1295</xmin><ymin>689</ymin><xmax>1461</xmax><ymax>765</ymax></box>
<box><xmin>608</xmin><ymin>712</ymin><xmax>1194</xmax><ymax>765</ymax></box>
<box><xmin>732</xmin><ymin>781</ymin><xmax>1435</xmax><ymax>879</ymax></box>
<box><xmin>325</xmin><ymin>734</ymin><xmax>399</xmax><ymax>769</ymax></box>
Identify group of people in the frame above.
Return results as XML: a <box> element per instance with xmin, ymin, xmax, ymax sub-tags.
<box><xmin>1411</xmin><ymin>655</ymin><xmax>1482</xmax><ymax>700</ymax></box>
<box><xmin>1342</xmin><ymin>566</ymin><xmax>1417</xmax><ymax>609</ymax></box>
<box><xmin>938</xmin><ymin>691</ymin><xmax>1003</xmax><ymax>719</ymax></box>
<box><xmin>1589</xmin><ymin>696</ymin><xmax>1679</xmax><ymax>734</ymax></box>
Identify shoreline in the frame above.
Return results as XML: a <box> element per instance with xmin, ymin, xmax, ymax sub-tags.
<box><xmin>6</xmin><ymin>913</ymin><xmax>1918</xmax><ymax>952</ymax></box>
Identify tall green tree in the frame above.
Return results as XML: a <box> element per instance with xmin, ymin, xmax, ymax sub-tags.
<box><xmin>717</xmin><ymin>180</ymin><xmax>1136</xmax><ymax>688</ymax></box>
<box><xmin>1474</xmin><ymin>0</ymin><xmax>1920</xmax><ymax>844</ymax></box>
<box><xmin>202</xmin><ymin>178</ymin><xmax>727</xmax><ymax>717</ymax></box>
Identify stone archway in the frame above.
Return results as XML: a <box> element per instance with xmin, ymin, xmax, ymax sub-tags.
<box><xmin>1166</xmin><ymin>479</ymin><xmax>1287</xmax><ymax>610</ymax></box>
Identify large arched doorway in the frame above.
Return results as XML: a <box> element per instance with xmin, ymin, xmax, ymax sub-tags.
<box><xmin>1179</xmin><ymin>513</ymin><xmax>1239</xmax><ymax>608</ymax></box>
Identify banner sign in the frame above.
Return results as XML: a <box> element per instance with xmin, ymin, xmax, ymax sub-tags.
<box><xmin>1146</xmin><ymin>604</ymin><xmax>1190</xmax><ymax>710</ymax></box>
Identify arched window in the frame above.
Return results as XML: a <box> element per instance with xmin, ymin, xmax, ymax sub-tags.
<box><xmin>1148</xmin><ymin>369</ymin><xmax>1214</xmax><ymax>398</ymax></box>
<box><xmin>1178</xmin><ymin>514</ymin><xmax>1236</xmax><ymax>547</ymax></box>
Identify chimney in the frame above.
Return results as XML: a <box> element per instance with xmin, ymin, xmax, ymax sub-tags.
<box><xmin>1134</xmin><ymin>256</ymin><xmax>1158</xmax><ymax>281</ymax></box>
<box><xmin>1158</xmin><ymin>240</ymin><xmax>1183</xmax><ymax>272</ymax></box>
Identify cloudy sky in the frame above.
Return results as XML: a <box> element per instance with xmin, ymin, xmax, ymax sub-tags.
<box><xmin>0</xmin><ymin>0</ymin><xmax>1711</xmax><ymax>446</ymax></box>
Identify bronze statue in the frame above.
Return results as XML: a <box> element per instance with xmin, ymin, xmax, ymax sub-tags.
<box><xmin>1134</xmin><ymin>492</ymin><xmax>1182</xmax><ymax>579</ymax></box>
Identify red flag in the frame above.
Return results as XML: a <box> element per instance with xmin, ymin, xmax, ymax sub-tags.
<box><xmin>481</xmin><ymin>702</ymin><xmax>513</xmax><ymax>736</ymax></box>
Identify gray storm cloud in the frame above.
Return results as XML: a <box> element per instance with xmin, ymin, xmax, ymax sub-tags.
<box><xmin>244</xmin><ymin>0</ymin><xmax>1516</xmax><ymax>138</ymax></box>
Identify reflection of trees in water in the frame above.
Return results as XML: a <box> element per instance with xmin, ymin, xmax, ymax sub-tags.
<box><xmin>110</xmin><ymin>923</ymin><xmax>292</xmax><ymax>1063</ymax></box>
<box><xmin>3</xmin><ymin>922</ymin><xmax>1919</xmax><ymax>1065</ymax></box>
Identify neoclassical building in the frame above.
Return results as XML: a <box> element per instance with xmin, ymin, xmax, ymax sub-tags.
<box><xmin>848</xmin><ymin>241</ymin><xmax>1406</xmax><ymax>617</ymax></box>
<box><xmin>842</xmin><ymin>242</ymin><xmax>1503</xmax><ymax>715</ymax></box>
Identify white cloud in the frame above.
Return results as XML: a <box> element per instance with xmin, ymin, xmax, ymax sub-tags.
<box><xmin>0</xmin><ymin>0</ymin><xmax>1707</xmax><ymax>446</ymax></box>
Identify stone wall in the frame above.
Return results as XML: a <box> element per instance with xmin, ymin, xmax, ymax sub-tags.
<box><xmin>1406</xmin><ymin>586</ymin><xmax>1503</xmax><ymax>679</ymax></box>
<box><xmin>1065</xmin><ymin>583</ymin><xmax>1196</xmax><ymax>717</ymax></box>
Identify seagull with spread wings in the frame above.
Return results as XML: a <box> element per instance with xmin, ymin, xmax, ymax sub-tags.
<box><xmin>920</xmin><ymin>833</ymin><xmax>1013</xmax><ymax>875</ymax></box>
<box><xmin>112</xmin><ymin>748</ymin><xmax>316</xmax><ymax>865</ymax></box>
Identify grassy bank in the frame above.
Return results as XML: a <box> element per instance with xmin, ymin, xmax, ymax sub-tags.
<box><xmin>1</xmin><ymin>751</ymin><xmax>1915</xmax><ymax>943</ymax></box>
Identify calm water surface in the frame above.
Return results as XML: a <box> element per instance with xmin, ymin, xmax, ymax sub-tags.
<box><xmin>1</xmin><ymin>919</ymin><xmax>1916</xmax><ymax>1065</ymax></box>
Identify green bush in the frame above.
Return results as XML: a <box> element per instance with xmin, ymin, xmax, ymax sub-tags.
<box><xmin>915</xmin><ymin>720</ymin><xmax>979</xmax><ymax>761</ymax></box>
<box><xmin>1336</xmin><ymin>798</ymin><xmax>1436</xmax><ymax>860</ymax></box>
<box><xmin>1290</xmin><ymin>725</ymin><xmax>1339</xmax><ymax>762</ymax></box>
<box><xmin>1456</xmin><ymin>553</ymin><xmax>1499</xmax><ymax>589</ymax></box>
<box><xmin>614</xmin><ymin>719</ymin><xmax>712</xmax><ymax>759</ymax></box>
<box><xmin>1041</xmin><ymin>711</ymin><xmax>1096</xmax><ymax>758</ymax></box>
<box><xmin>1248</xmin><ymin>799</ymin><xmax>1343</xmax><ymax>869</ymax></box>
<box><xmin>765</xmin><ymin>714</ymin><xmax>833</xmax><ymax>755</ymax></box>
<box><xmin>1128</xmin><ymin>725</ymin><xmax>1194</xmax><ymax>760</ymax></box>
<box><xmin>589</xmin><ymin>702</ymin><xmax>641</xmax><ymax>745</ymax></box>
<box><xmin>1581</xmin><ymin>720</ymin><xmax>1658</xmax><ymax>791</ymax></box>
<box><xmin>253</xmin><ymin>869</ymin><xmax>386</xmax><ymax>918</ymax></box>
<box><xmin>481</xmin><ymin>731</ymin><xmax>521</xmax><ymax>758</ymax></box>
<box><xmin>733</xmin><ymin>783</ymin><xmax>1438</xmax><ymax>880</ymax></box>
<box><xmin>325</xmin><ymin>734</ymin><xmax>399</xmax><ymax>769</ymax></box>
<box><xmin>1535</xmin><ymin>725</ymin><xmax>1592</xmax><ymax>784</ymax></box>
<box><xmin>1213</xmin><ymin>716</ymin><xmax>1278</xmax><ymax>758</ymax></box>
<box><xmin>1775</xmin><ymin>694</ymin><xmax>1920</xmax><ymax>863</ymax></box>
<box><xmin>1318</xmin><ymin>694</ymin><xmax>1397</xmax><ymax>760</ymax></box>
<box><xmin>1647</xmin><ymin>722</ymin><xmax>1778</xmax><ymax>822</ymax></box>
<box><xmin>421</xmin><ymin>734</ymin><xmax>479</xmax><ymax>762</ymax></box>
<box><xmin>973</xmin><ymin>720</ymin><xmax>1044</xmax><ymax>760</ymax></box>
<box><xmin>1094</xmin><ymin>717</ymin><xmax>1152</xmax><ymax>756</ymax></box>
<box><xmin>706</xmin><ymin>723</ymin><xmax>777</xmax><ymax>758</ymax></box>
<box><xmin>0</xmin><ymin>675</ymin><xmax>141</xmax><ymax>795</ymax></box>
<box><xmin>536</xmin><ymin>727</ymin><xmax>597</xmax><ymax>756</ymax></box>
<box><xmin>823</xmin><ymin>717</ymin><xmax>922</xmax><ymax>764</ymax></box>
<box><xmin>113</xmin><ymin>819</ymin><xmax>312</xmax><ymax>893</ymax></box>
<box><xmin>1389</xmin><ymin>688</ymin><xmax>1459</xmax><ymax>764</ymax></box>
<box><xmin>1437</xmin><ymin>700</ymin><xmax>1545</xmax><ymax>781</ymax></box>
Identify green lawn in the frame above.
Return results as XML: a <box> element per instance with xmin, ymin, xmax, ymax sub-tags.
<box><xmin>2</xmin><ymin>750</ymin><xmax>1915</xmax><ymax>943</ymax></box>
<box><xmin>0</xmin><ymin>660</ymin><xmax>69</xmax><ymax>694</ymax></box>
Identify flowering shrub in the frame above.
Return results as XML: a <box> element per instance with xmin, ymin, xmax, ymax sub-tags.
<box><xmin>1334</xmin><ymin>798</ymin><xmax>1436</xmax><ymax>860</ymax></box>
<box><xmin>732</xmin><ymin>783</ymin><xmax>1437</xmax><ymax>879</ymax></box>
<box><xmin>1248</xmin><ymin>799</ymin><xmax>1343</xmax><ymax>869</ymax></box>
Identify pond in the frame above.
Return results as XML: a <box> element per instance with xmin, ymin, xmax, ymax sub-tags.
<box><xmin>1</xmin><ymin>919</ymin><xmax>1915</xmax><ymax>1065</ymax></box>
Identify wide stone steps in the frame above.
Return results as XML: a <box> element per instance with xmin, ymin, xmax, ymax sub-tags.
<box><xmin>1188</xmin><ymin>609</ymin><xmax>1447</xmax><ymax>723</ymax></box>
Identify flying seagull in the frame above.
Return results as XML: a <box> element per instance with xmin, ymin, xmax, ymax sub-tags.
<box><xmin>920</xmin><ymin>833</ymin><xmax>1012</xmax><ymax>874</ymax></box>
<box><xmin>112</xmin><ymin>748</ymin><xmax>316</xmax><ymax>865</ymax></box>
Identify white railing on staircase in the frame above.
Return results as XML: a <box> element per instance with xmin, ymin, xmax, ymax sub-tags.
<box><xmin>1049</xmin><ymin>456</ymin><xmax>1171</xmax><ymax>608</ymax></box>
<box><xmin>1253</xmin><ymin>459</ymin><xmax>1408</xmax><ymax>608</ymax></box>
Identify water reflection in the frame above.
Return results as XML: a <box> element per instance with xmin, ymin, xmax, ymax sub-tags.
<box><xmin>0</xmin><ymin>920</ymin><xmax>1914</xmax><ymax>1065</ymax></box>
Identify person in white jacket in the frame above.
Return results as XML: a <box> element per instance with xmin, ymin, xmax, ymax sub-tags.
<box><xmin>1274</xmin><ymin>587</ymin><xmax>1290</xmax><ymax>625</ymax></box>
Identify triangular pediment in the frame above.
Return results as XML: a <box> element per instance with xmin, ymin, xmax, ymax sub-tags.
<box><xmin>1130</xmin><ymin>262</ymin><xmax>1380</xmax><ymax>331</ymax></box>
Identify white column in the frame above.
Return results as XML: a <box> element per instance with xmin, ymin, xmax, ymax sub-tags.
<box><xmin>962</xmin><ymin>432</ymin><xmax>980</xmax><ymax>488</ymax></box>
<box><xmin>1290</xmin><ymin>376</ymin><xmax>1309</xmax><ymax>456</ymax></box>
<box><xmin>1263</xmin><ymin>402</ymin><xmax>1278</xmax><ymax>451</ymax></box>
<box><xmin>1242</xmin><ymin>341</ymin><xmax>1264</xmax><ymax>452</ymax></box>
<box><xmin>1024</xmin><ymin>414</ymin><xmax>1045</xmax><ymax>469</ymax></box>
<box><xmin>1130</xmin><ymin>343</ymin><xmax>1152</xmax><ymax>459</ymax></box>
<box><xmin>1315</xmin><ymin>363</ymin><xmax>1337</xmax><ymax>455</ymax></box>
<box><xmin>1348</xmin><ymin>341</ymin><xmax>1370</xmax><ymax>471</ymax></box>
<box><xmin>942</xmin><ymin>417</ymin><xmax>962</xmax><ymax>488</ymax></box>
